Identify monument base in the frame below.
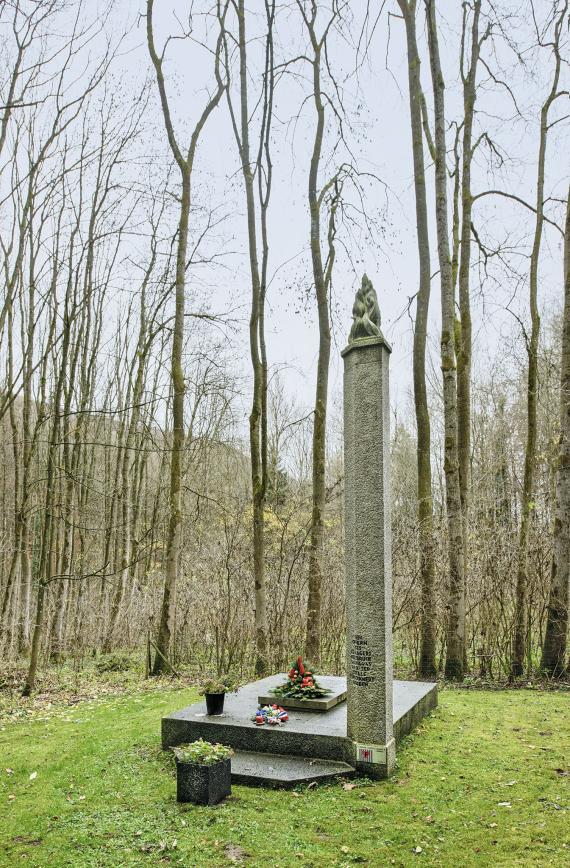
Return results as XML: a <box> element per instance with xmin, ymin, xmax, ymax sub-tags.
<box><xmin>162</xmin><ymin>675</ymin><xmax>436</xmax><ymax>787</ymax></box>
<box><xmin>353</xmin><ymin>737</ymin><xmax>396</xmax><ymax>779</ymax></box>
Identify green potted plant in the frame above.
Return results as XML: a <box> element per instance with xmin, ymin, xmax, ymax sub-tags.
<box><xmin>173</xmin><ymin>740</ymin><xmax>233</xmax><ymax>805</ymax></box>
<box><xmin>198</xmin><ymin>674</ymin><xmax>237</xmax><ymax>715</ymax></box>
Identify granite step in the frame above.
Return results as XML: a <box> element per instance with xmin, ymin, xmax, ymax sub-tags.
<box><xmin>230</xmin><ymin>749</ymin><xmax>355</xmax><ymax>788</ymax></box>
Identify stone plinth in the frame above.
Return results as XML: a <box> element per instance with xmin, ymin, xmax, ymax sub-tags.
<box><xmin>230</xmin><ymin>751</ymin><xmax>355</xmax><ymax>788</ymax></box>
<box><xmin>342</xmin><ymin>334</ymin><xmax>395</xmax><ymax>778</ymax></box>
<box><xmin>162</xmin><ymin>674</ymin><xmax>437</xmax><ymax>788</ymax></box>
<box><xmin>258</xmin><ymin>674</ymin><xmax>346</xmax><ymax>711</ymax></box>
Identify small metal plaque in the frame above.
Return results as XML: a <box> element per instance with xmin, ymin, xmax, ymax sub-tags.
<box><xmin>356</xmin><ymin>743</ymin><xmax>387</xmax><ymax>764</ymax></box>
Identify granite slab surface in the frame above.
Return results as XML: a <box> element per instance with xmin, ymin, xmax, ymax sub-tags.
<box><xmin>230</xmin><ymin>749</ymin><xmax>355</xmax><ymax>788</ymax></box>
<box><xmin>162</xmin><ymin>674</ymin><xmax>437</xmax><ymax>765</ymax></box>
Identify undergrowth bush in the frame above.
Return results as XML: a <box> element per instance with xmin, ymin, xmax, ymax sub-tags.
<box><xmin>95</xmin><ymin>653</ymin><xmax>132</xmax><ymax>674</ymax></box>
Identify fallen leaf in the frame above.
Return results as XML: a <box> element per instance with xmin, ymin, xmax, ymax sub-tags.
<box><xmin>29</xmin><ymin>771</ymin><xmax>37</xmax><ymax>781</ymax></box>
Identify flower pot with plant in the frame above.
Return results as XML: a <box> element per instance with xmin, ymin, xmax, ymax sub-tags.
<box><xmin>198</xmin><ymin>675</ymin><xmax>237</xmax><ymax>715</ymax></box>
<box><xmin>173</xmin><ymin>740</ymin><xmax>233</xmax><ymax>805</ymax></box>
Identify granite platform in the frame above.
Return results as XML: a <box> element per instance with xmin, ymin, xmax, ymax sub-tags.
<box><xmin>162</xmin><ymin>674</ymin><xmax>437</xmax><ymax>786</ymax></box>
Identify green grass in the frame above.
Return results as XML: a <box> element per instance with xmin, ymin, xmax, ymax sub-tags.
<box><xmin>1</xmin><ymin>686</ymin><xmax>569</xmax><ymax>867</ymax></box>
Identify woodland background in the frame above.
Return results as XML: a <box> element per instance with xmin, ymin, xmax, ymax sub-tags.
<box><xmin>0</xmin><ymin>0</ymin><xmax>569</xmax><ymax>692</ymax></box>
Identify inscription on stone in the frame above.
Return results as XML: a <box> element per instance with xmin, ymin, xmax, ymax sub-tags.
<box><xmin>349</xmin><ymin>634</ymin><xmax>374</xmax><ymax>686</ymax></box>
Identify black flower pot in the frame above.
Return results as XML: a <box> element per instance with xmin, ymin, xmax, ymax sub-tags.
<box><xmin>205</xmin><ymin>692</ymin><xmax>225</xmax><ymax>715</ymax></box>
<box><xmin>176</xmin><ymin>757</ymin><xmax>231</xmax><ymax>805</ymax></box>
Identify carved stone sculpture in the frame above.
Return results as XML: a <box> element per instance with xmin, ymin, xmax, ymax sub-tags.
<box><xmin>348</xmin><ymin>274</ymin><xmax>382</xmax><ymax>343</ymax></box>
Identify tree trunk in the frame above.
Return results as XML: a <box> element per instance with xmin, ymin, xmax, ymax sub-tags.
<box><xmin>456</xmin><ymin>1</ymin><xmax>483</xmax><ymax>675</ymax></box>
<box><xmin>304</xmin><ymin>25</ymin><xmax>330</xmax><ymax>666</ymax></box>
<box><xmin>426</xmin><ymin>0</ymin><xmax>465</xmax><ymax>680</ymax></box>
<box><xmin>541</xmin><ymin>186</ymin><xmax>570</xmax><ymax>676</ymax></box>
<box><xmin>512</xmin><ymin>15</ymin><xmax>563</xmax><ymax>676</ymax></box>
<box><xmin>398</xmin><ymin>0</ymin><xmax>436</xmax><ymax>677</ymax></box>
<box><xmin>147</xmin><ymin>0</ymin><xmax>225</xmax><ymax>674</ymax></box>
<box><xmin>231</xmin><ymin>0</ymin><xmax>269</xmax><ymax>676</ymax></box>
<box><xmin>151</xmin><ymin>172</ymin><xmax>189</xmax><ymax>674</ymax></box>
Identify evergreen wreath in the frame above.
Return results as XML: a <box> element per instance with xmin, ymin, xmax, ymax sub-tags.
<box><xmin>270</xmin><ymin>656</ymin><xmax>331</xmax><ymax>700</ymax></box>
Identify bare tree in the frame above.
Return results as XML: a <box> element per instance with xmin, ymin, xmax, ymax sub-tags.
<box><xmin>541</xmin><ymin>187</ymin><xmax>570</xmax><ymax>676</ymax></box>
<box><xmin>396</xmin><ymin>0</ymin><xmax>437</xmax><ymax>677</ymax></box>
<box><xmin>221</xmin><ymin>0</ymin><xmax>275</xmax><ymax>676</ymax></box>
<box><xmin>146</xmin><ymin>0</ymin><xmax>227</xmax><ymax>674</ymax></box>
<box><xmin>512</xmin><ymin>1</ymin><xmax>567</xmax><ymax>677</ymax></box>
<box><xmin>425</xmin><ymin>0</ymin><xmax>465</xmax><ymax>679</ymax></box>
<box><xmin>294</xmin><ymin>0</ymin><xmax>345</xmax><ymax>665</ymax></box>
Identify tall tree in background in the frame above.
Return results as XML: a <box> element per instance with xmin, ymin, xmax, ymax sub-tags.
<box><xmin>511</xmin><ymin>2</ymin><xmax>567</xmax><ymax>677</ymax></box>
<box><xmin>426</xmin><ymin>0</ymin><xmax>465</xmax><ymax>679</ymax></box>
<box><xmin>222</xmin><ymin>0</ymin><xmax>275</xmax><ymax>676</ymax></box>
<box><xmin>541</xmin><ymin>185</ymin><xmax>570</xmax><ymax>675</ymax></box>
<box><xmin>146</xmin><ymin>0</ymin><xmax>227</xmax><ymax>675</ymax></box>
<box><xmin>455</xmin><ymin>1</ymin><xmax>487</xmax><ymax>654</ymax></box>
<box><xmin>396</xmin><ymin>0</ymin><xmax>436</xmax><ymax>677</ymax></box>
<box><xmin>297</xmin><ymin>0</ymin><xmax>343</xmax><ymax>664</ymax></box>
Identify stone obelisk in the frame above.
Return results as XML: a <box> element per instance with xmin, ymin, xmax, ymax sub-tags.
<box><xmin>342</xmin><ymin>275</ymin><xmax>395</xmax><ymax>779</ymax></box>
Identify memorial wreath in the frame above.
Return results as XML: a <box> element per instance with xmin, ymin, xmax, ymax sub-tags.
<box><xmin>270</xmin><ymin>656</ymin><xmax>330</xmax><ymax>700</ymax></box>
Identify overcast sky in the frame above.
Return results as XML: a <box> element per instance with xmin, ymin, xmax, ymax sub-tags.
<box><xmin>110</xmin><ymin>0</ymin><xmax>569</xmax><ymax>435</ymax></box>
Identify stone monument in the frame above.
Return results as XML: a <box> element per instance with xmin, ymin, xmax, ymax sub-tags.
<box><xmin>342</xmin><ymin>275</ymin><xmax>395</xmax><ymax>778</ymax></box>
<box><xmin>161</xmin><ymin>274</ymin><xmax>438</xmax><ymax>788</ymax></box>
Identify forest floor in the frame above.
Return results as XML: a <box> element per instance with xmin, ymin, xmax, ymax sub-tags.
<box><xmin>0</xmin><ymin>670</ymin><xmax>569</xmax><ymax>867</ymax></box>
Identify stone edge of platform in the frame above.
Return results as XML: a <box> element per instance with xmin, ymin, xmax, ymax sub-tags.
<box><xmin>394</xmin><ymin>682</ymin><xmax>438</xmax><ymax>743</ymax></box>
<box><xmin>230</xmin><ymin>751</ymin><xmax>356</xmax><ymax>789</ymax></box>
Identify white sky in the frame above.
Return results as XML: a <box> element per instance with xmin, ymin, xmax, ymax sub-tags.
<box><xmin>112</xmin><ymin>0</ymin><xmax>569</xmax><ymax>435</ymax></box>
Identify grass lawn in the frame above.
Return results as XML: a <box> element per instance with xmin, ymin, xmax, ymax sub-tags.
<box><xmin>1</xmin><ymin>684</ymin><xmax>569</xmax><ymax>867</ymax></box>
